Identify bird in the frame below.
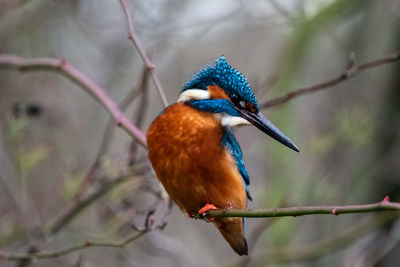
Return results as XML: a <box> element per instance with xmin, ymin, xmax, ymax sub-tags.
<box><xmin>146</xmin><ymin>56</ymin><xmax>299</xmax><ymax>256</ymax></box>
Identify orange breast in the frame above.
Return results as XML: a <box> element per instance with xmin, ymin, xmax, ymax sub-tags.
<box><xmin>146</xmin><ymin>103</ymin><xmax>247</xmax><ymax>213</ymax></box>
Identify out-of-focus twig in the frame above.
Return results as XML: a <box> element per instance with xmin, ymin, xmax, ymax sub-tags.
<box><xmin>251</xmin><ymin>213</ymin><xmax>399</xmax><ymax>264</ymax></box>
<box><xmin>46</xmin><ymin>168</ymin><xmax>147</xmax><ymax>235</ymax></box>
<box><xmin>204</xmin><ymin>197</ymin><xmax>400</xmax><ymax>218</ymax></box>
<box><xmin>0</xmin><ymin>182</ymin><xmax>170</xmax><ymax>263</ymax></box>
<box><xmin>0</xmin><ymin>54</ymin><xmax>147</xmax><ymax>147</ymax></box>
<box><xmin>119</xmin><ymin>0</ymin><xmax>169</xmax><ymax>107</ymax></box>
<box><xmin>238</xmin><ymin>199</ymin><xmax>288</xmax><ymax>267</ymax></box>
<box><xmin>261</xmin><ymin>51</ymin><xmax>400</xmax><ymax>109</ymax></box>
<box><xmin>238</xmin><ymin>219</ymin><xmax>278</xmax><ymax>267</ymax></box>
<box><xmin>73</xmin><ymin>68</ymin><xmax>149</xmax><ymax>198</ymax></box>
<box><xmin>0</xmin><ymin>232</ymin><xmax>145</xmax><ymax>262</ymax></box>
<box><xmin>128</xmin><ymin>66</ymin><xmax>150</xmax><ymax>166</ymax></box>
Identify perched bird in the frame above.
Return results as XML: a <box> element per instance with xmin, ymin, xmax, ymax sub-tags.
<box><xmin>147</xmin><ymin>56</ymin><xmax>299</xmax><ymax>256</ymax></box>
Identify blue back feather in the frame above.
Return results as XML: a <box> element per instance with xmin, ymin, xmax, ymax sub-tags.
<box><xmin>222</xmin><ymin>129</ymin><xmax>252</xmax><ymax>201</ymax></box>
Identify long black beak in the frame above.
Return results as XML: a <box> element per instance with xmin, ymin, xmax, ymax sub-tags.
<box><xmin>238</xmin><ymin>110</ymin><xmax>300</xmax><ymax>152</ymax></box>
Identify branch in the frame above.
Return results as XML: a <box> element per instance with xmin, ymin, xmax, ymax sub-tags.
<box><xmin>0</xmin><ymin>232</ymin><xmax>144</xmax><ymax>261</ymax></box>
<box><xmin>119</xmin><ymin>0</ymin><xmax>169</xmax><ymax>107</ymax></box>
<box><xmin>46</xmin><ymin>168</ymin><xmax>147</xmax><ymax>235</ymax></box>
<box><xmin>261</xmin><ymin>51</ymin><xmax>400</xmax><ymax>109</ymax></box>
<box><xmin>204</xmin><ymin>198</ymin><xmax>400</xmax><ymax>218</ymax></box>
<box><xmin>248</xmin><ymin>213</ymin><xmax>399</xmax><ymax>264</ymax></box>
<box><xmin>128</xmin><ymin>67</ymin><xmax>150</xmax><ymax>165</ymax></box>
<box><xmin>0</xmin><ymin>183</ymin><xmax>170</xmax><ymax>263</ymax></box>
<box><xmin>73</xmin><ymin>67</ymin><xmax>149</xmax><ymax>199</ymax></box>
<box><xmin>0</xmin><ymin>54</ymin><xmax>147</xmax><ymax>147</ymax></box>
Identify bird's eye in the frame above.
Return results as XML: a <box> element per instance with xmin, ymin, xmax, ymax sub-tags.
<box><xmin>231</xmin><ymin>93</ymin><xmax>239</xmax><ymax>103</ymax></box>
<box><xmin>230</xmin><ymin>94</ymin><xmax>248</xmax><ymax>110</ymax></box>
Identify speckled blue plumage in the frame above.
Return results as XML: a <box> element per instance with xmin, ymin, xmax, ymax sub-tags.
<box><xmin>189</xmin><ymin>99</ymin><xmax>240</xmax><ymax>117</ymax></box>
<box><xmin>222</xmin><ymin>129</ymin><xmax>252</xmax><ymax>201</ymax></box>
<box><xmin>183</xmin><ymin>56</ymin><xmax>259</xmax><ymax>111</ymax></box>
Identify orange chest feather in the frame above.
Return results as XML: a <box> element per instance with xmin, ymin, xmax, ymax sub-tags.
<box><xmin>146</xmin><ymin>103</ymin><xmax>246</xmax><ymax>211</ymax></box>
<box><xmin>147</xmin><ymin>103</ymin><xmax>225</xmax><ymax>173</ymax></box>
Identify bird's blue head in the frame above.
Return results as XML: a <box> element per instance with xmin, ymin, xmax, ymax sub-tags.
<box><xmin>178</xmin><ymin>56</ymin><xmax>299</xmax><ymax>152</ymax></box>
<box><xmin>182</xmin><ymin>56</ymin><xmax>259</xmax><ymax>112</ymax></box>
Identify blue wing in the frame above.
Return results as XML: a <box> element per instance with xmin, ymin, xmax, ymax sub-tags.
<box><xmin>222</xmin><ymin>129</ymin><xmax>252</xmax><ymax>201</ymax></box>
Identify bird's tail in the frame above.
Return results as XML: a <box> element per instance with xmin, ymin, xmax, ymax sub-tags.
<box><xmin>216</xmin><ymin>218</ymin><xmax>248</xmax><ymax>256</ymax></box>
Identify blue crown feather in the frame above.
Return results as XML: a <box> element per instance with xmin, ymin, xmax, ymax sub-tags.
<box><xmin>183</xmin><ymin>56</ymin><xmax>259</xmax><ymax>111</ymax></box>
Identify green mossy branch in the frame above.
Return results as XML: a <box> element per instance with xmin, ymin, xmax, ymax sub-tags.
<box><xmin>204</xmin><ymin>198</ymin><xmax>400</xmax><ymax>218</ymax></box>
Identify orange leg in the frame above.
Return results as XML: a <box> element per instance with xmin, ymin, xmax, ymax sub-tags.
<box><xmin>198</xmin><ymin>203</ymin><xmax>218</xmax><ymax>221</ymax></box>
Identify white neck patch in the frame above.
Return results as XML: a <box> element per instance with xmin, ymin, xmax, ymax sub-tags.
<box><xmin>177</xmin><ymin>89</ymin><xmax>210</xmax><ymax>103</ymax></box>
<box><xmin>220</xmin><ymin>115</ymin><xmax>251</xmax><ymax>128</ymax></box>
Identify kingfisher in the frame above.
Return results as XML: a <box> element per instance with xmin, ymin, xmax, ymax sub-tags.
<box><xmin>146</xmin><ymin>56</ymin><xmax>299</xmax><ymax>256</ymax></box>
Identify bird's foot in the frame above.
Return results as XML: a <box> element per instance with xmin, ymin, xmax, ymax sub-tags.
<box><xmin>198</xmin><ymin>203</ymin><xmax>218</xmax><ymax>222</ymax></box>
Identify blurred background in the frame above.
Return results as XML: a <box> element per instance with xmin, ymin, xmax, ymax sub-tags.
<box><xmin>1</xmin><ymin>0</ymin><xmax>400</xmax><ymax>266</ymax></box>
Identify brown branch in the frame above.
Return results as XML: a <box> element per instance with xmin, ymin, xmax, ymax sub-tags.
<box><xmin>119</xmin><ymin>0</ymin><xmax>169</xmax><ymax>107</ymax></box>
<box><xmin>128</xmin><ymin>67</ymin><xmax>150</xmax><ymax>166</ymax></box>
<box><xmin>261</xmin><ymin>51</ymin><xmax>400</xmax><ymax>109</ymax></box>
<box><xmin>0</xmin><ymin>54</ymin><xmax>147</xmax><ymax>147</ymax></box>
<box><xmin>203</xmin><ymin>198</ymin><xmax>400</xmax><ymax>218</ymax></box>
<box><xmin>73</xmin><ymin>68</ymin><xmax>149</xmax><ymax>199</ymax></box>
<box><xmin>92</xmin><ymin>68</ymin><xmax>149</xmax><ymax>164</ymax></box>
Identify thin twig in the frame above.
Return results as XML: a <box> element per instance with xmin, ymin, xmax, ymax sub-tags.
<box><xmin>119</xmin><ymin>0</ymin><xmax>169</xmax><ymax>107</ymax></box>
<box><xmin>92</xmin><ymin>67</ymin><xmax>149</xmax><ymax>163</ymax></box>
<box><xmin>238</xmin><ymin>200</ymin><xmax>287</xmax><ymax>267</ymax></box>
<box><xmin>128</xmin><ymin>67</ymin><xmax>150</xmax><ymax>166</ymax></box>
<box><xmin>0</xmin><ymin>232</ymin><xmax>145</xmax><ymax>261</ymax></box>
<box><xmin>46</xmin><ymin>168</ymin><xmax>146</xmax><ymax>235</ymax></box>
<box><xmin>0</xmin><ymin>54</ymin><xmax>147</xmax><ymax>147</ymax></box>
<box><xmin>261</xmin><ymin>52</ymin><xmax>400</xmax><ymax>109</ymax></box>
<box><xmin>73</xmin><ymin>67</ymin><xmax>149</xmax><ymax>198</ymax></box>
<box><xmin>238</xmin><ymin>219</ymin><xmax>278</xmax><ymax>267</ymax></box>
<box><xmin>252</xmin><ymin>213</ymin><xmax>399</xmax><ymax>264</ymax></box>
<box><xmin>204</xmin><ymin>198</ymin><xmax>400</xmax><ymax>218</ymax></box>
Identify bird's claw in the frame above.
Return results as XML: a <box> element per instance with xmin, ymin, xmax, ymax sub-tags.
<box><xmin>198</xmin><ymin>203</ymin><xmax>218</xmax><ymax>221</ymax></box>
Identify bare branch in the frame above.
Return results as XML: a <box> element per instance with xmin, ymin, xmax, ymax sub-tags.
<box><xmin>46</xmin><ymin>168</ymin><xmax>147</xmax><ymax>235</ymax></box>
<box><xmin>0</xmin><ymin>232</ymin><xmax>144</xmax><ymax>261</ymax></box>
<box><xmin>204</xmin><ymin>198</ymin><xmax>400</xmax><ymax>218</ymax></box>
<box><xmin>73</xmin><ymin>67</ymin><xmax>149</xmax><ymax>198</ymax></box>
<box><xmin>0</xmin><ymin>54</ymin><xmax>147</xmax><ymax>147</ymax></box>
<box><xmin>0</xmin><ymin>188</ymin><xmax>170</xmax><ymax>263</ymax></box>
<box><xmin>247</xmin><ymin>213</ymin><xmax>398</xmax><ymax>264</ymax></box>
<box><xmin>119</xmin><ymin>0</ymin><xmax>169</xmax><ymax>107</ymax></box>
<box><xmin>128</xmin><ymin>68</ymin><xmax>150</xmax><ymax>166</ymax></box>
<box><xmin>261</xmin><ymin>51</ymin><xmax>400</xmax><ymax>109</ymax></box>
